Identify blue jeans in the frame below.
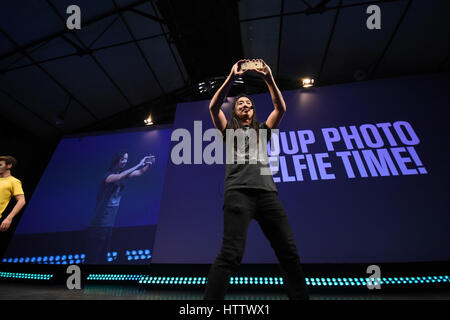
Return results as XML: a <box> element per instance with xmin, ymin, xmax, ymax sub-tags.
<box><xmin>204</xmin><ymin>189</ymin><xmax>309</xmax><ymax>300</ymax></box>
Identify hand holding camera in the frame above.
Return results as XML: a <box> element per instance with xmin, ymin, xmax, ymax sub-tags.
<box><xmin>138</xmin><ymin>155</ymin><xmax>155</xmax><ymax>168</ymax></box>
<box><xmin>144</xmin><ymin>155</ymin><xmax>156</xmax><ymax>165</ymax></box>
<box><xmin>230</xmin><ymin>59</ymin><xmax>273</xmax><ymax>81</ymax></box>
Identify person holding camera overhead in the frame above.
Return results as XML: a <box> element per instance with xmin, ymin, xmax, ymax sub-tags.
<box><xmin>205</xmin><ymin>59</ymin><xmax>309</xmax><ymax>300</ymax></box>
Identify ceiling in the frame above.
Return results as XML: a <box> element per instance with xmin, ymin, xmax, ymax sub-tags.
<box><xmin>1</xmin><ymin>0</ymin><xmax>449</xmax><ymax>140</ymax></box>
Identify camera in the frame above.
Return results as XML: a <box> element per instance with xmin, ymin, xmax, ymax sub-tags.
<box><xmin>145</xmin><ymin>155</ymin><xmax>156</xmax><ymax>164</ymax></box>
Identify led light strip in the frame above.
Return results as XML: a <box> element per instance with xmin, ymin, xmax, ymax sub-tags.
<box><xmin>86</xmin><ymin>274</ymin><xmax>143</xmax><ymax>281</ymax></box>
<box><xmin>2</xmin><ymin>248</ymin><xmax>152</xmax><ymax>264</ymax></box>
<box><xmin>2</xmin><ymin>254</ymin><xmax>86</xmax><ymax>265</ymax></box>
<box><xmin>306</xmin><ymin>276</ymin><xmax>450</xmax><ymax>286</ymax></box>
<box><xmin>85</xmin><ymin>274</ymin><xmax>450</xmax><ymax>287</ymax></box>
<box><xmin>0</xmin><ymin>271</ymin><xmax>53</xmax><ymax>280</ymax></box>
<box><xmin>139</xmin><ymin>276</ymin><xmax>208</xmax><ymax>285</ymax></box>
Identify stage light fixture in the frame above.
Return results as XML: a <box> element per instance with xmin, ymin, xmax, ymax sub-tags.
<box><xmin>302</xmin><ymin>78</ymin><xmax>315</xmax><ymax>88</ymax></box>
<box><xmin>234</xmin><ymin>77</ymin><xmax>244</xmax><ymax>84</ymax></box>
<box><xmin>144</xmin><ymin>115</ymin><xmax>153</xmax><ymax>126</ymax></box>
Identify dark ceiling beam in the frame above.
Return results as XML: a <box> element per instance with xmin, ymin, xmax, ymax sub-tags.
<box><xmin>112</xmin><ymin>0</ymin><xmax>166</xmax><ymax>97</ymax></box>
<box><xmin>275</xmin><ymin>0</ymin><xmax>285</xmax><ymax>79</ymax></box>
<box><xmin>87</xmin><ymin>15</ymin><xmax>120</xmax><ymax>48</ymax></box>
<box><xmin>76</xmin><ymin>85</ymin><xmax>190</xmax><ymax>133</ymax></box>
<box><xmin>327</xmin><ymin>0</ymin><xmax>404</xmax><ymax>11</ymax></box>
<box><xmin>368</xmin><ymin>0</ymin><xmax>413</xmax><ymax>79</ymax></box>
<box><xmin>0</xmin><ymin>0</ymin><xmax>151</xmax><ymax>61</ymax></box>
<box><xmin>239</xmin><ymin>0</ymin><xmax>403</xmax><ymax>23</ymax></box>
<box><xmin>45</xmin><ymin>0</ymin><xmax>134</xmax><ymax>109</ymax></box>
<box><xmin>60</xmin><ymin>34</ymin><xmax>83</xmax><ymax>52</ymax></box>
<box><xmin>149</xmin><ymin>1</ymin><xmax>188</xmax><ymax>85</ymax></box>
<box><xmin>0</xmin><ymin>86</ymin><xmax>62</xmax><ymax>132</ymax></box>
<box><xmin>300</xmin><ymin>0</ymin><xmax>312</xmax><ymax>9</ymax></box>
<box><xmin>128</xmin><ymin>8</ymin><xmax>164</xmax><ymax>23</ymax></box>
<box><xmin>1</xmin><ymin>33</ymin><xmax>167</xmax><ymax>74</ymax></box>
<box><xmin>317</xmin><ymin>0</ymin><xmax>342</xmax><ymax>84</ymax></box>
<box><xmin>2</xmin><ymin>39</ymin><xmax>52</xmax><ymax>71</ymax></box>
<box><xmin>0</xmin><ymin>28</ymin><xmax>99</xmax><ymax>121</ymax></box>
<box><xmin>156</xmin><ymin>0</ymin><xmax>243</xmax><ymax>81</ymax></box>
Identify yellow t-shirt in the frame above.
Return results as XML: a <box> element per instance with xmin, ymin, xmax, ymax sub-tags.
<box><xmin>0</xmin><ymin>176</ymin><xmax>24</xmax><ymax>218</ymax></box>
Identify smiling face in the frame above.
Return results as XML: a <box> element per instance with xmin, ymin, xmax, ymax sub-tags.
<box><xmin>235</xmin><ymin>96</ymin><xmax>254</xmax><ymax>123</ymax></box>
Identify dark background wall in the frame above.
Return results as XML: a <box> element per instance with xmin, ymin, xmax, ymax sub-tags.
<box><xmin>0</xmin><ymin>115</ymin><xmax>58</xmax><ymax>257</ymax></box>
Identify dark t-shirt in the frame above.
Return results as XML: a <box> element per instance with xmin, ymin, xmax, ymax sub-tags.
<box><xmin>221</xmin><ymin>122</ymin><xmax>277</xmax><ymax>193</ymax></box>
<box><xmin>89</xmin><ymin>170</ymin><xmax>125</xmax><ymax>227</ymax></box>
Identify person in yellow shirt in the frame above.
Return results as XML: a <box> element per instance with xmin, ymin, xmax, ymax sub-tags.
<box><xmin>0</xmin><ymin>156</ymin><xmax>26</xmax><ymax>232</ymax></box>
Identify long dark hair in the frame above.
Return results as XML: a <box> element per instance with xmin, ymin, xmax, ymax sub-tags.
<box><xmin>229</xmin><ymin>93</ymin><xmax>260</xmax><ymax>132</ymax></box>
<box><xmin>108</xmin><ymin>151</ymin><xmax>128</xmax><ymax>172</ymax></box>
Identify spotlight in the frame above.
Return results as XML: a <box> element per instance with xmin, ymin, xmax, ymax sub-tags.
<box><xmin>302</xmin><ymin>78</ymin><xmax>314</xmax><ymax>88</ymax></box>
<box><xmin>198</xmin><ymin>81</ymin><xmax>209</xmax><ymax>93</ymax></box>
<box><xmin>144</xmin><ymin>115</ymin><xmax>153</xmax><ymax>126</ymax></box>
<box><xmin>234</xmin><ymin>77</ymin><xmax>244</xmax><ymax>84</ymax></box>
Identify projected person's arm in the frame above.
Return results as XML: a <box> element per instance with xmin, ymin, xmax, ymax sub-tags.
<box><xmin>105</xmin><ymin>156</ymin><xmax>151</xmax><ymax>183</ymax></box>
<box><xmin>209</xmin><ymin>60</ymin><xmax>249</xmax><ymax>131</ymax></box>
<box><xmin>254</xmin><ymin>59</ymin><xmax>286</xmax><ymax>129</ymax></box>
<box><xmin>0</xmin><ymin>194</ymin><xmax>26</xmax><ymax>232</ymax></box>
<box><xmin>129</xmin><ymin>155</ymin><xmax>154</xmax><ymax>178</ymax></box>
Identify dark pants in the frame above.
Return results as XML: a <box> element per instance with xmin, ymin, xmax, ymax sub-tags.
<box><xmin>204</xmin><ymin>189</ymin><xmax>309</xmax><ymax>300</ymax></box>
<box><xmin>86</xmin><ymin>226</ymin><xmax>113</xmax><ymax>265</ymax></box>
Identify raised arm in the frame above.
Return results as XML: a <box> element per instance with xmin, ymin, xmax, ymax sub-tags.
<box><xmin>105</xmin><ymin>156</ymin><xmax>151</xmax><ymax>183</ymax></box>
<box><xmin>129</xmin><ymin>155</ymin><xmax>154</xmax><ymax>178</ymax></box>
<box><xmin>254</xmin><ymin>59</ymin><xmax>286</xmax><ymax>129</ymax></box>
<box><xmin>209</xmin><ymin>60</ymin><xmax>249</xmax><ymax>131</ymax></box>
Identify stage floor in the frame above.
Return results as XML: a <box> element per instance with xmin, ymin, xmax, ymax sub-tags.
<box><xmin>0</xmin><ymin>283</ymin><xmax>449</xmax><ymax>300</ymax></box>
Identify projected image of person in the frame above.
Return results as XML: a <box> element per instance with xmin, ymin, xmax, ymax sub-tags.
<box><xmin>205</xmin><ymin>59</ymin><xmax>309</xmax><ymax>300</ymax></box>
<box><xmin>86</xmin><ymin>151</ymin><xmax>154</xmax><ymax>264</ymax></box>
